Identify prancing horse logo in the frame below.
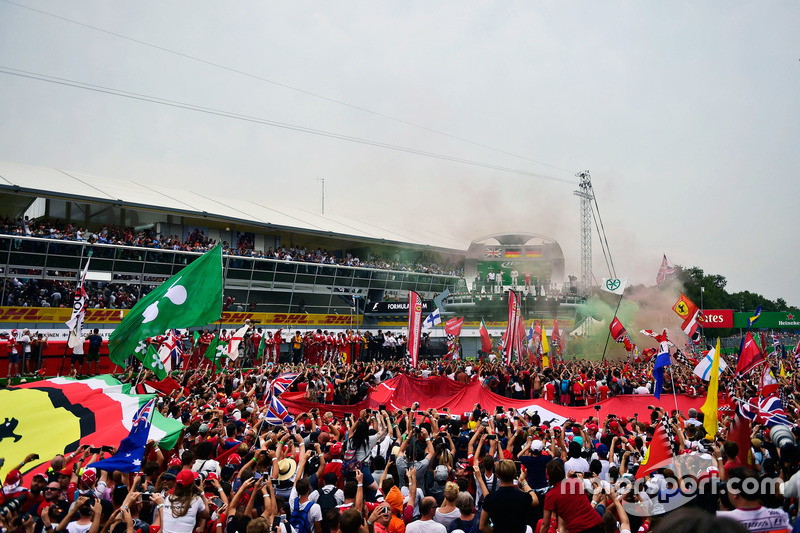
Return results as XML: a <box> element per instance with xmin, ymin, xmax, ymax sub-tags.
<box><xmin>0</xmin><ymin>417</ymin><xmax>22</xmax><ymax>443</ymax></box>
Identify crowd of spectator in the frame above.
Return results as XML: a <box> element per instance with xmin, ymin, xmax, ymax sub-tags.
<box><xmin>0</xmin><ymin>217</ymin><xmax>463</xmax><ymax>277</ymax></box>
<box><xmin>1</xmin><ymin>354</ymin><xmax>797</xmax><ymax>533</ymax></box>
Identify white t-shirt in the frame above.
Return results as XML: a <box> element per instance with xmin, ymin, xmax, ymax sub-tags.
<box><xmin>473</xmin><ymin>471</ymin><xmax>497</xmax><ymax>506</ymax></box>
<box><xmin>406</xmin><ymin>519</ymin><xmax>447</xmax><ymax>533</ymax></box>
<box><xmin>162</xmin><ymin>496</ymin><xmax>206</xmax><ymax>533</ymax></box>
<box><xmin>288</xmin><ymin>488</ymin><xmax>323</xmax><ymax>526</ymax></box>
<box><xmin>65</xmin><ymin>521</ymin><xmax>92</xmax><ymax>533</ymax></box>
<box><xmin>564</xmin><ymin>457</ymin><xmax>590</xmax><ymax>475</ymax></box>
<box><xmin>717</xmin><ymin>507</ymin><xmax>791</xmax><ymax>532</ymax></box>
<box><xmin>192</xmin><ymin>458</ymin><xmax>221</xmax><ymax>477</ymax></box>
<box><xmin>433</xmin><ymin>507</ymin><xmax>461</xmax><ymax>528</ymax></box>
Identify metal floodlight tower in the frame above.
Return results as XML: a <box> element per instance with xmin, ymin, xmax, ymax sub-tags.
<box><xmin>574</xmin><ymin>171</ymin><xmax>593</xmax><ymax>296</ymax></box>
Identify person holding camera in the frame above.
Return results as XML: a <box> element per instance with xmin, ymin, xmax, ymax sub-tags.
<box><xmin>152</xmin><ymin>470</ymin><xmax>209</xmax><ymax>533</ymax></box>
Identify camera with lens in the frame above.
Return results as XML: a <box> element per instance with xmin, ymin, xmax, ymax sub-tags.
<box><xmin>0</xmin><ymin>494</ymin><xmax>27</xmax><ymax>518</ymax></box>
<box><xmin>771</xmin><ymin>425</ymin><xmax>796</xmax><ymax>448</ymax></box>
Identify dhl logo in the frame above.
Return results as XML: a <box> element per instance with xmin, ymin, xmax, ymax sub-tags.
<box><xmin>0</xmin><ymin>307</ymin><xmax>125</xmax><ymax>323</ymax></box>
<box><xmin>221</xmin><ymin>312</ymin><xmax>257</xmax><ymax>322</ymax></box>
<box><xmin>0</xmin><ymin>307</ymin><xmax>363</xmax><ymax>326</ymax></box>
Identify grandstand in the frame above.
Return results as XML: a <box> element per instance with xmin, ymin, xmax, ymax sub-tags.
<box><xmin>0</xmin><ymin>160</ymin><xmax>584</xmax><ymax>338</ymax></box>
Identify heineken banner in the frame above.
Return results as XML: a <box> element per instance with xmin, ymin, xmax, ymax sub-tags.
<box><xmin>732</xmin><ymin>311</ymin><xmax>800</xmax><ymax>329</ymax></box>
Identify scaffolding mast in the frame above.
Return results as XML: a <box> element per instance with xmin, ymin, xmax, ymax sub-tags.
<box><xmin>574</xmin><ymin>171</ymin><xmax>593</xmax><ymax>296</ymax></box>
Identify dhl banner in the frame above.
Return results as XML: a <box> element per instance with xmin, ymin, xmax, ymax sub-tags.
<box><xmin>0</xmin><ymin>307</ymin><xmax>363</xmax><ymax>327</ymax></box>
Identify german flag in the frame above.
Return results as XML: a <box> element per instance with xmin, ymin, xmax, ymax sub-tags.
<box><xmin>504</xmin><ymin>249</ymin><xmax>521</xmax><ymax>258</ymax></box>
<box><xmin>525</xmin><ymin>248</ymin><xmax>542</xmax><ymax>258</ymax></box>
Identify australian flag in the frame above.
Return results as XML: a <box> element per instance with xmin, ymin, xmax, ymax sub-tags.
<box><xmin>89</xmin><ymin>399</ymin><xmax>155</xmax><ymax>473</ymax></box>
<box><xmin>264</xmin><ymin>394</ymin><xmax>294</xmax><ymax>426</ymax></box>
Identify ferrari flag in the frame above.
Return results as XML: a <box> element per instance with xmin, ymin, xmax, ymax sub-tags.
<box><xmin>0</xmin><ymin>376</ymin><xmax>183</xmax><ymax>481</ymax></box>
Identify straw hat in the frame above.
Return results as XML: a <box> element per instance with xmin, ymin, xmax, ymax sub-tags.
<box><xmin>277</xmin><ymin>458</ymin><xmax>297</xmax><ymax>481</ymax></box>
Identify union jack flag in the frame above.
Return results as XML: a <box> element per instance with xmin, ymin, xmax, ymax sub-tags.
<box><xmin>270</xmin><ymin>372</ymin><xmax>300</xmax><ymax>397</ymax></box>
<box><xmin>132</xmin><ymin>398</ymin><xmax>156</xmax><ymax>431</ymax></box>
<box><xmin>656</xmin><ymin>254</ymin><xmax>676</xmax><ymax>286</ymax></box>
<box><xmin>264</xmin><ymin>394</ymin><xmax>294</xmax><ymax>426</ymax></box>
<box><xmin>735</xmin><ymin>394</ymin><xmax>790</xmax><ymax>427</ymax></box>
<box><xmin>485</xmin><ymin>248</ymin><xmax>502</xmax><ymax>258</ymax></box>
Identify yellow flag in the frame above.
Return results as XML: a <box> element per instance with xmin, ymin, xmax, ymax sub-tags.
<box><xmin>781</xmin><ymin>362</ymin><xmax>786</xmax><ymax>378</ymax></box>
<box><xmin>542</xmin><ymin>354</ymin><xmax>550</xmax><ymax>368</ymax></box>
<box><xmin>701</xmin><ymin>338</ymin><xmax>721</xmax><ymax>437</ymax></box>
<box><xmin>542</xmin><ymin>327</ymin><xmax>550</xmax><ymax>354</ymax></box>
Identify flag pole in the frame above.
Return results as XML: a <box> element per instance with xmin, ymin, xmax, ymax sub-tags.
<box><xmin>601</xmin><ymin>292</ymin><xmax>625</xmax><ymax>362</ymax></box>
<box><xmin>668</xmin><ymin>364</ymin><xmax>680</xmax><ymax>414</ymax></box>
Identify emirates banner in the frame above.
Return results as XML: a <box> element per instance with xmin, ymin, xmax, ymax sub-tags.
<box><xmin>407</xmin><ymin>291</ymin><xmax>423</xmax><ymax>367</ymax></box>
<box><xmin>701</xmin><ymin>309</ymin><xmax>733</xmax><ymax>328</ymax></box>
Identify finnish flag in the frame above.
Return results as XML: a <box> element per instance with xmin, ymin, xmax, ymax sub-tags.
<box><xmin>693</xmin><ymin>347</ymin><xmax>728</xmax><ymax>381</ymax></box>
<box><xmin>422</xmin><ymin>308</ymin><xmax>442</xmax><ymax>331</ymax></box>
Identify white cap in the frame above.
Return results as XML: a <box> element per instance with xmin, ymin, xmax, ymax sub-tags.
<box><xmin>532</xmin><ymin>440</ymin><xmax>544</xmax><ymax>452</ymax></box>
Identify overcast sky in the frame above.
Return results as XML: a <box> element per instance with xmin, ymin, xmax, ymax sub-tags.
<box><xmin>1</xmin><ymin>1</ymin><xmax>798</xmax><ymax>306</ymax></box>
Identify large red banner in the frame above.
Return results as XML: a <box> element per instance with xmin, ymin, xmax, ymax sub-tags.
<box><xmin>279</xmin><ymin>374</ymin><xmax>706</xmax><ymax>423</ymax></box>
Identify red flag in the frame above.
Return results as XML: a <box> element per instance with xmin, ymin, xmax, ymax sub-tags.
<box><xmin>406</xmin><ymin>291</ymin><xmax>423</xmax><ymax>367</ymax></box>
<box><xmin>479</xmin><ymin>319</ymin><xmax>492</xmax><ymax>353</ymax></box>
<box><xmin>445</xmin><ymin>317</ymin><xmax>464</xmax><ymax>336</ymax></box>
<box><xmin>673</xmin><ymin>293</ymin><xmax>701</xmax><ymax>323</ymax></box>
<box><xmin>759</xmin><ymin>365</ymin><xmax>780</xmax><ymax>397</ymax></box>
<box><xmin>515</xmin><ymin>315</ymin><xmax>527</xmax><ymax>365</ymax></box>
<box><xmin>636</xmin><ymin>423</ymin><xmax>674</xmax><ymax>479</ymax></box>
<box><xmin>737</xmin><ymin>332</ymin><xmax>766</xmax><ymax>375</ymax></box>
<box><xmin>609</xmin><ymin>317</ymin><xmax>628</xmax><ymax>342</ymax></box>
<box><xmin>728</xmin><ymin>415</ymin><xmax>754</xmax><ymax>468</ymax></box>
<box><xmin>552</xmin><ymin>319</ymin><xmax>562</xmax><ymax>359</ymax></box>
<box><xmin>504</xmin><ymin>291</ymin><xmax>520</xmax><ymax>365</ymax></box>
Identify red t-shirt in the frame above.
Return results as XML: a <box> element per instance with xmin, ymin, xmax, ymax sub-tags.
<box><xmin>598</xmin><ymin>386</ymin><xmax>610</xmax><ymax>401</ymax></box>
<box><xmin>543</xmin><ymin>382</ymin><xmax>556</xmax><ymax>401</ymax></box>
<box><xmin>543</xmin><ymin>478</ymin><xmax>603</xmax><ymax>532</ymax></box>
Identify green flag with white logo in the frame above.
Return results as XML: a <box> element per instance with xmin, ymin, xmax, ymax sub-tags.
<box><xmin>134</xmin><ymin>340</ymin><xmax>167</xmax><ymax>380</ymax></box>
<box><xmin>204</xmin><ymin>334</ymin><xmax>224</xmax><ymax>373</ymax></box>
<box><xmin>109</xmin><ymin>245</ymin><xmax>223</xmax><ymax>367</ymax></box>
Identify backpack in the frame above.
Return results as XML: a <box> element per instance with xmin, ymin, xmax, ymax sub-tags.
<box><xmin>560</xmin><ymin>379</ymin><xmax>569</xmax><ymax>393</ymax></box>
<box><xmin>289</xmin><ymin>498</ymin><xmax>313</xmax><ymax>533</ymax></box>
<box><xmin>341</xmin><ymin>445</ymin><xmax>364</xmax><ymax>477</ymax></box>
<box><xmin>316</xmin><ymin>486</ymin><xmax>339</xmax><ymax>517</ymax></box>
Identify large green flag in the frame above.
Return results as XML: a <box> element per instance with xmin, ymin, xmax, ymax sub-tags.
<box><xmin>204</xmin><ymin>334</ymin><xmax>225</xmax><ymax>373</ymax></box>
<box><xmin>110</xmin><ymin>245</ymin><xmax>223</xmax><ymax>366</ymax></box>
